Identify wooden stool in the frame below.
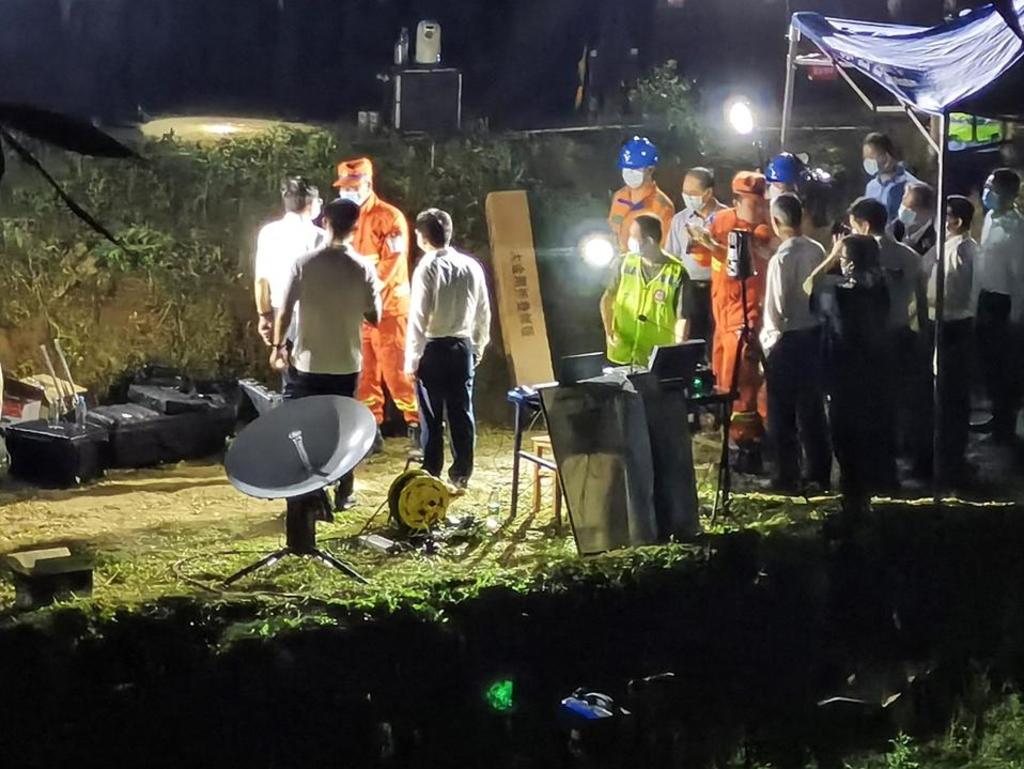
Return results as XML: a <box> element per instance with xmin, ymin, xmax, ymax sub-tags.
<box><xmin>530</xmin><ymin>435</ymin><xmax>563</xmax><ymax>527</ymax></box>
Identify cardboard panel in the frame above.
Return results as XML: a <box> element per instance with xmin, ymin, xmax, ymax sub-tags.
<box><xmin>485</xmin><ymin>191</ymin><xmax>555</xmax><ymax>386</ymax></box>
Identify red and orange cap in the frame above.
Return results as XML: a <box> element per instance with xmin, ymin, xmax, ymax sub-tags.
<box><xmin>332</xmin><ymin>157</ymin><xmax>374</xmax><ymax>188</ymax></box>
<box><xmin>731</xmin><ymin>171</ymin><xmax>766</xmax><ymax>198</ymax></box>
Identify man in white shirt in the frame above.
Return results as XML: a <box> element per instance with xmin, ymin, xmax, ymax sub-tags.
<box><xmin>665</xmin><ymin>166</ymin><xmax>726</xmax><ymax>349</ymax></box>
<box><xmin>271</xmin><ymin>199</ymin><xmax>381</xmax><ymax>510</ymax></box>
<box><xmin>405</xmin><ymin>208</ymin><xmax>492</xmax><ymax>488</ymax></box>
<box><xmin>975</xmin><ymin>168</ymin><xmax>1024</xmax><ymax>442</ymax></box>
<box><xmin>924</xmin><ymin>195</ymin><xmax>977</xmax><ymax>480</ymax></box>
<box><xmin>849</xmin><ymin>196</ymin><xmax>930</xmax><ymax>476</ymax></box>
<box><xmin>253</xmin><ymin>176</ymin><xmax>323</xmax><ymax>346</ymax></box>
<box><xmin>760</xmin><ymin>193</ymin><xmax>831</xmax><ymax>493</ymax></box>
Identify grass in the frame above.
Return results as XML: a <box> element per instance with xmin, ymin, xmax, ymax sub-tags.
<box><xmin>0</xmin><ymin>426</ymin><xmax>830</xmax><ymax>621</ymax></box>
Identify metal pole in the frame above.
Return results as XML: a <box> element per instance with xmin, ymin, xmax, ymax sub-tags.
<box><xmin>932</xmin><ymin>112</ymin><xmax>950</xmax><ymax>503</ymax></box>
<box><xmin>781</xmin><ymin>24</ymin><xmax>800</xmax><ymax>147</ymax></box>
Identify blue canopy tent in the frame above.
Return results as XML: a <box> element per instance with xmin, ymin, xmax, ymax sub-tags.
<box><xmin>779</xmin><ymin>2</ymin><xmax>1024</xmax><ymax>496</ymax></box>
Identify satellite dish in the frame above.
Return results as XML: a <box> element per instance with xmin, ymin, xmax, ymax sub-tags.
<box><xmin>221</xmin><ymin>395</ymin><xmax>377</xmax><ymax>586</ymax></box>
<box><xmin>225</xmin><ymin>395</ymin><xmax>376</xmax><ymax>499</ymax></box>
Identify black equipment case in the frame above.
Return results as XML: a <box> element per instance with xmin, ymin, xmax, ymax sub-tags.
<box><xmin>4</xmin><ymin>421</ymin><xmax>107</xmax><ymax>487</ymax></box>
<box><xmin>86</xmin><ymin>401</ymin><xmax>233</xmax><ymax>468</ymax></box>
<box><xmin>127</xmin><ymin>384</ymin><xmax>224</xmax><ymax>416</ymax></box>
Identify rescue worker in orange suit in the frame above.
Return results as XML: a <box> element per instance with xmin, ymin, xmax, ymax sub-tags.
<box><xmin>608</xmin><ymin>136</ymin><xmax>675</xmax><ymax>251</ymax></box>
<box><xmin>333</xmin><ymin>157</ymin><xmax>419</xmax><ymax>450</ymax></box>
<box><xmin>691</xmin><ymin>171</ymin><xmax>776</xmax><ymax>473</ymax></box>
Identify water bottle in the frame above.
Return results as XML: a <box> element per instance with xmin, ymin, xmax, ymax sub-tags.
<box><xmin>75</xmin><ymin>395</ymin><xmax>87</xmax><ymax>428</ymax></box>
<box><xmin>394</xmin><ymin>27</ymin><xmax>409</xmax><ymax>66</ymax></box>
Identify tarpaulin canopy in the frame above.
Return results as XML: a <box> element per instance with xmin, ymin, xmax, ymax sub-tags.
<box><xmin>791</xmin><ymin>1</ymin><xmax>1024</xmax><ymax>119</ymax></box>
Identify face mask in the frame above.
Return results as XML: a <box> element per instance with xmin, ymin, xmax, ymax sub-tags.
<box><xmin>767</xmin><ymin>185</ymin><xmax>784</xmax><ymax>201</ymax></box>
<box><xmin>983</xmin><ymin>188</ymin><xmax>1001</xmax><ymax>211</ymax></box>
<box><xmin>863</xmin><ymin>158</ymin><xmax>879</xmax><ymax>177</ymax></box>
<box><xmin>622</xmin><ymin>169</ymin><xmax>646</xmax><ymax>189</ymax></box>
<box><xmin>337</xmin><ymin>188</ymin><xmax>368</xmax><ymax>206</ymax></box>
<box><xmin>897</xmin><ymin>206</ymin><xmax>917</xmax><ymax>227</ymax></box>
<box><xmin>682</xmin><ymin>194</ymin><xmax>704</xmax><ymax>212</ymax></box>
<box><xmin>627</xmin><ymin>237</ymin><xmax>641</xmax><ymax>253</ymax></box>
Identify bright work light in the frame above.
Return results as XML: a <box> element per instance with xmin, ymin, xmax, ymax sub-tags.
<box><xmin>726</xmin><ymin>98</ymin><xmax>755</xmax><ymax>136</ymax></box>
<box><xmin>579</xmin><ymin>233</ymin><xmax>616</xmax><ymax>269</ymax></box>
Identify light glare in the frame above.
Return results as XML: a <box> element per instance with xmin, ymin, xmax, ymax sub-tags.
<box><xmin>580</xmin><ymin>235</ymin><xmax>616</xmax><ymax>268</ymax></box>
<box><xmin>727</xmin><ymin>100</ymin><xmax>755</xmax><ymax>135</ymax></box>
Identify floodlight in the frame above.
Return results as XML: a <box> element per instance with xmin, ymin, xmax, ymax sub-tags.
<box><xmin>579</xmin><ymin>233</ymin><xmax>616</xmax><ymax>268</ymax></box>
<box><xmin>726</xmin><ymin>98</ymin><xmax>755</xmax><ymax>136</ymax></box>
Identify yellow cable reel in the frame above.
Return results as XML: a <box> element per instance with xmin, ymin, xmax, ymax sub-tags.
<box><xmin>388</xmin><ymin>469</ymin><xmax>450</xmax><ymax>533</ymax></box>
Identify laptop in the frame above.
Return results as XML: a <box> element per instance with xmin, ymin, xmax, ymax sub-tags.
<box><xmin>558</xmin><ymin>352</ymin><xmax>607</xmax><ymax>385</ymax></box>
<box><xmin>648</xmin><ymin>340</ymin><xmax>707</xmax><ymax>385</ymax></box>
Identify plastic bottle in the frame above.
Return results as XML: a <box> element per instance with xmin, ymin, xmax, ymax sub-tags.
<box><xmin>394</xmin><ymin>27</ymin><xmax>409</xmax><ymax>66</ymax></box>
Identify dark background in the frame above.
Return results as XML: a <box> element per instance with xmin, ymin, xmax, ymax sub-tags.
<box><xmin>0</xmin><ymin>0</ymin><xmax>951</xmax><ymax>128</ymax></box>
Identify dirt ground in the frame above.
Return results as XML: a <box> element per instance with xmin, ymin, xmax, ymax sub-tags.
<box><xmin>1</xmin><ymin>427</ymin><xmax>701</xmax><ymax>612</ymax></box>
<box><xmin>3</xmin><ymin>418</ymin><xmax>1019</xmax><ymax>614</ymax></box>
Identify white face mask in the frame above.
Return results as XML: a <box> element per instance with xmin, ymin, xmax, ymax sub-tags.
<box><xmin>627</xmin><ymin>237</ymin><xmax>641</xmax><ymax>253</ymax></box>
<box><xmin>682</xmin><ymin>193</ymin><xmax>704</xmax><ymax>212</ymax></box>
<box><xmin>897</xmin><ymin>206</ymin><xmax>917</xmax><ymax>227</ymax></box>
<box><xmin>337</xmin><ymin>188</ymin><xmax>368</xmax><ymax>206</ymax></box>
<box><xmin>622</xmin><ymin>169</ymin><xmax>646</xmax><ymax>189</ymax></box>
<box><xmin>863</xmin><ymin>157</ymin><xmax>879</xmax><ymax>177</ymax></box>
<box><xmin>767</xmin><ymin>185</ymin><xmax>785</xmax><ymax>201</ymax></box>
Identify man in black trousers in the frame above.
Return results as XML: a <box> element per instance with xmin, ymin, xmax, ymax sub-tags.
<box><xmin>270</xmin><ymin>198</ymin><xmax>381</xmax><ymax>511</ymax></box>
<box><xmin>405</xmin><ymin>209</ymin><xmax>492</xmax><ymax>490</ymax></box>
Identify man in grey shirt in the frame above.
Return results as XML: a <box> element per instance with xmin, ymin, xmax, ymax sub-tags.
<box><xmin>271</xmin><ymin>198</ymin><xmax>381</xmax><ymax>510</ymax></box>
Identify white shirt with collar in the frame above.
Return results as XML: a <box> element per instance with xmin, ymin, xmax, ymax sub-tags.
<box><xmin>665</xmin><ymin>200</ymin><xmax>727</xmax><ymax>282</ymax></box>
<box><xmin>976</xmin><ymin>208</ymin><xmax>1024</xmax><ymax>302</ymax></box>
<box><xmin>254</xmin><ymin>212</ymin><xmax>324</xmax><ymax>309</ymax></box>
<box><xmin>877</xmin><ymin>234</ymin><xmax>923</xmax><ymax>329</ymax></box>
<box><xmin>405</xmin><ymin>246</ymin><xmax>492</xmax><ymax>374</ymax></box>
<box><xmin>760</xmin><ymin>234</ymin><xmax>824</xmax><ymax>355</ymax></box>
<box><xmin>925</xmin><ymin>232</ymin><xmax>977</xmax><ymax>322</ymax></box>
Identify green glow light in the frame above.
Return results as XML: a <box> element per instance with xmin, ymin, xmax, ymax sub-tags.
<box><xmin>485</xmin><ymin>678</ymin><xmax>515</xmax><ymax>712</ymax></box>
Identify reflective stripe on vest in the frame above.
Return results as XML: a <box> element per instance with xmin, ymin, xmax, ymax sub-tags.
<box><xmin>608</xmin><ymin>252</ymin><xmax>686</xmax><ymax>366</ymax></box>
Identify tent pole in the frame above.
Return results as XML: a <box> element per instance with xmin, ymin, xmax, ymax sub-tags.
<box><xmin>932</xmin><ymin>112</ymin><xmax>950</xmax><ymax>504</ymax></box>
<box><xmin>781</xmin><ymin>23</ymin><xmax>800</xmax><ymax>147</ymax></box>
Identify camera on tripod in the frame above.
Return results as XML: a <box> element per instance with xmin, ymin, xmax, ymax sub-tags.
<box><xmin>726</xmin><ymin>229</ymin><xmax>756</xmax><ymax>280</ymax></box>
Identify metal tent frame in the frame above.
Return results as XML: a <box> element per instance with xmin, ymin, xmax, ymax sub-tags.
<box><xmin>779</xmin><ymin>21</ymin><xmax>953</xmax><ymax>500</ymax></box>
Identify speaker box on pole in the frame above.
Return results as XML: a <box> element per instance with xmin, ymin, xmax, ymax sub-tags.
<box><xmin>392</xmin><ymin>67</ymin><xmax>462</xmax><ymax>134</ymax></box>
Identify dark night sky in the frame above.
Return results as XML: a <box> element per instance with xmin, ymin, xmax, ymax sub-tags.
<box><xmin>0</xmin><ymin>0</ymin><xmax>950</xmax><ymax>127</ymax></box>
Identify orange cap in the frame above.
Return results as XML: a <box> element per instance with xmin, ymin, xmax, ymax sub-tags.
<box><xmin>731</xmin><ymin>171</ymin><xmax>766</xmax><ymax>198</ymax></box>
<box><xmin>332</xmin><ymin>157</ymin><xmax>374</xmax><ymax>188</ymax></box>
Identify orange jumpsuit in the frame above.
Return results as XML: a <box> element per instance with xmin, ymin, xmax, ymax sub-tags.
<box><xmin>707</xmin><ymin>209</ymin><xmax>773</xmax><ymax>445</ymax></box>
<box><xmin>608</xmin><ymin>181</ymin><xmax>675</xmax><ymax>251</ymax></box>
<box><xmin>334</xmin><ymin>158</ymin><xmax>418</xmax><ymax>426</ymax></box>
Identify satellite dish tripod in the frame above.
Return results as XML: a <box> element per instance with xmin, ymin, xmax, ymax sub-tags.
<box><xmin>223</xmin><ymin>395</ymin><xmax>375</xmax><ymax>586</ymax></box>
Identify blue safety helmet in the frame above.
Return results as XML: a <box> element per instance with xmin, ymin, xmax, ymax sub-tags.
<box><xmin>618</xmin><ymin>136</ymin><xmax>660</xmax><ymax>170</ymax></box>
<box><xmin>765</xmin><ymin>152</ymin><xmax>808</xmax><ymax>185</ymax></box>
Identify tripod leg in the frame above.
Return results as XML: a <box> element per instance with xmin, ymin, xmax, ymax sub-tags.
<box><xmin>223</xmin><ymin>548</ymin><xmax>291</xmax><ymax>586</ymax></box>
<box><xmin>312</xmin><ymin>548</ymin><xmax>369</xmax><ymax>584</ymax></box>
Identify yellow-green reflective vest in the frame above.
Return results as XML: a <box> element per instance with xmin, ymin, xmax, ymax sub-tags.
<box><xmin>608</xmin><ymin>251</ymin><xmax>686</xmax><ymax>366</ymax></box>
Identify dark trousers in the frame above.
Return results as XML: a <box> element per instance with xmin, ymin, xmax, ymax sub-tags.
<box><xmin>416</xmin><ymin>338</ymin><xmax>475</xmax><ymax>480</ymax></box>
<box><xmin>976</xmin><ymin>290</ymin><xmax>1015</xmax><ymax>439</ymax></box>
<box><xmin>936</xmin><ymin>318</ymin><xmax>973</xmax><ymax>475</ymax></box>
<box><xmin>284</xmin><ymin>368</ymin><xmax>359</xmax><ymax>500</ymax></box>
<box><xmin>689</xmin><ymin>281</ymin><xmax>713</xmax><ymax>356</ymax></box>
<box><xmin>765</xmin><ymin>327</ymin><xmax>831</xmax><ymax>489</ymax></box>
<box><xmin>889</xmin><ymin>326</ymin><xmax>931</xmax><ymax>474</ymax></box>
<box><xmin>830</xmin><ymin>380</ymin><xmax>898</xmax><ymax>512</ymax></box>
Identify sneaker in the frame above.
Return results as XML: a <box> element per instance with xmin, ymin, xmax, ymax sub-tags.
<box><xmin>333</xmin><ymin>493</ymin><xmax>357</xmax><ymax>512</ymax></box>
<box><xmin>448</xmin><ymin>476</ymin><xmax>470</xmax><ymax>495</ymax></box>
<box><xmin>407</xmin><ymin>424</ymin><xmax>423</xmax><ymax>458</ymax></box>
